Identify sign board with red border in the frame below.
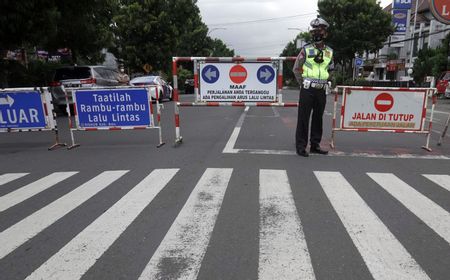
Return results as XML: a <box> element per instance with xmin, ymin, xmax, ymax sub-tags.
<box><xmin>429</xmin><ymin>0</ymin><xmax>450</xmax><ymax>25</ymax></box>
<box><xmin>341</xmin><ymin>88</ymin><xmax>428</xmax><ymax>131</ymax></box>
<box><xmin>199</xmin><ymin>62</ymin><xmax>277</xmax><ymax>102</ymax></box>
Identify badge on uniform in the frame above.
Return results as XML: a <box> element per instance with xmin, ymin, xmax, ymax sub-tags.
<box><xmin>308</xmin><ymin>49</ymin><xmax>315</xmax><ymax>57</ymax></box>
<box><xmin>324</xmin><ymin>50</ymin><xmax>331</xmax><ymax>58</ymax></box>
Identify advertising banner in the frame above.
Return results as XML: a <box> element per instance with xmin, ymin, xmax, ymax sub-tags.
<box><xmin>342</xmin><ymin>89</ymin><xmax>427</xmax><ymax>131</ymax></box>
<box><xmin>199</xmin><ymin>62</ymin><xmax>277</xmax><ymax>102</ymax></box>
<box><xmin>393</xmin><ymin>9</ymin><xmax>408</xmax><ymax>34</ymax></box>
<box><xmin>74</xmin><ymin>88</ymin><xmax>151</xmax><ymax>128</ymax></box>
<box><xmin>392</xmin><ymin>0</ymin><xmax>412</xmax><ymax>10</ymax></box>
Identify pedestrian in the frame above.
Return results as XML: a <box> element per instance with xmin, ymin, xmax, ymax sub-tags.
<box><xmin>293</xmin><ymin>17</ymin><xmax>334</xmax><ymax>157</ymax></box>
<box><xmin>117</xmin><ymin>66</ymin><xmax>130</xmax><ymax>85</ymax></box>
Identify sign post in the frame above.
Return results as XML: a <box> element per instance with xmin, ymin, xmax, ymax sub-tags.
<box><xmin>331</xmin><ymin>86</ymin><xmax>437</xmax><ymax>151</ymax></box>
<box><xmin>0</xmin><ymin>88</ymin><xmax>66</xmax><ymax>150</ymax></box>
<box><xmin>65</xmin><ymin>86</ymin><xmax>164</xmax><ymax>149</ymax></box>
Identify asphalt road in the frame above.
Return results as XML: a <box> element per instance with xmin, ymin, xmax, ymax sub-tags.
<box><xmin>1</xmin><ymin>89</ymin><xmax>450</xmax><ymax>280</ymax></box>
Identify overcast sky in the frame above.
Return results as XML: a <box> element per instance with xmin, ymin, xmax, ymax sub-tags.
<box><xmin>197</xmin><ymin>0</ymin><xmax>393</xmax><ymax>56</ymax></box>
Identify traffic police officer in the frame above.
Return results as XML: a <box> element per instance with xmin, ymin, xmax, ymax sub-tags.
<box><xmin>293</xmin><ymin>17</ymin><xmax>333</xmax><ymax>157</ymax></box>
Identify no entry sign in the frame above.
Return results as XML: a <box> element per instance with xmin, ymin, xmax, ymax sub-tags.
<box><xmin>229</xmin><ymin>65</ymin><xmax>247</xmax><ymax>84</ymax></box>
<box><xmin>374</xmin><ymin>93</ymin><xmax>394</xmax><ymax>112</ymax></box>
<box><xmin>342</xmin><ymin>88</ymin><xmax>428</xmax><ymax>131</ymax></box>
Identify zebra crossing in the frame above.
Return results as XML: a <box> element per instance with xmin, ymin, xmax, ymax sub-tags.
<box><xmin>0</xmin><ymin>169</ymin><xmax>449</xmax><ymax>280</ymax></box>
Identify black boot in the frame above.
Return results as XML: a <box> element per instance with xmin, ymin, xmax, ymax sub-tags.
<box><xmin>310</xmin><ymin>146</ymin><xmax>328</xmax><ymax>155</ymax></box>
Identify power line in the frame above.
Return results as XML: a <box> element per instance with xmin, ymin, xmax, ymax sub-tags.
<box><xmin>208</xmin><ymin>12</ymin><xmax>316</xmax><ymax>27</ymax></box>
<box><xmin>386</xmin><ymin>28</ymin><xmax>450</xmax><ymax>46</ymax></box>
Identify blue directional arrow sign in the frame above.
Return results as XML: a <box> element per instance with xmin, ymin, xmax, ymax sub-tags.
<box><xmin>201</xmin><ymin>65</ymin><xmax>220</xmax><ymax>83</ymax></box>
<box><xmin>355</xmin><ymin>58</ymin><xmax>364</xmax><ymax>67</ymax></box>
<box><xmin>0</xmin><ymin>91</ymin><xmax>46</xmax><ymax>129</ymax></box>
<box><xmin>257</xmin><ymin>65</ymin><xmax>275</xmax><ymax>84</ymax></box>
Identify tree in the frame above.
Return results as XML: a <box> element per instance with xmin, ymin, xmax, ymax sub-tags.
<box><xmin>48</xmin><ymin>0</ymin><xmax>118</xmax><ymax>63</ymax></box>
<box><xmin>112</xmin><ymin>0</ymin><xmax>232</xmax><ymax>76</ymax></box>
<box><xmin>317</xmin><ymin>0</ymin><xmax>393</xmax><ymax>72</ymax></box>
<box><xmin>412</xmin><ymin>33</ymin><xmax>450</xmax><ymax>83</ymax></box>
<box><xmin>0</xmin><ymin>0</ymin><xmax>59</xmax><ymax>52</ymax></box>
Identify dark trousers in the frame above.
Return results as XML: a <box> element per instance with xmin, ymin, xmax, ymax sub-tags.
<box><xmin>295</xmin><ymin>86</ymin><xmax>327</xmax><ymax>151</ymax></box>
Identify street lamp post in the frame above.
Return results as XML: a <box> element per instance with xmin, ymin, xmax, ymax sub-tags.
<box><xmin>288</xmin><ymin>28</ymin><xmax>305</xmax><ymax>48</ymax></box>
<box><xmin>407</xmin><ymin>68</ymin><xmax>413</xmax><ymax>88</ymax></box>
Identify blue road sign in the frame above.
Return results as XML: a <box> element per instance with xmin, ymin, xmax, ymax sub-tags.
<box><xmin>201</xmin><ymin>65</ymin><xmax>220</xmax><ymax>83</ymax></box>
<box><xmin>0</xmin><ymin>91</ymin><xmax>46</xmax><ymax>129</ymax></box>
<box><xmin>355</xmin><ymin>58</ymin><xmax>364</xmax><ymax>67</ymax></box>
<box><xmin>74</xmin><ymin>88</ymin><xmax>151</xmax><ymax>128</ymax></box>
<box><xmin>257</xmin><ymin>65</ymin><xmax>275</xmax><ymax>84</ymax></box>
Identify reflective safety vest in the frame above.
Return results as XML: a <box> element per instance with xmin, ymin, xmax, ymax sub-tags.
<box><xmin>302</xmin><ymin>45</ymin><xmax>333</xmax><ymax>81</ymax></box>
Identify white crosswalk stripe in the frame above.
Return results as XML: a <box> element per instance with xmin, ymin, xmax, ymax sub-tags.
<box><xmin>259</xmin><ymin>169</ymin><xmax>315</xmax><ymax>280</ymax></box>
<box><xmin>138</xmin><ymin>168</ymin><xmax>232</xmax><ymax>280</ymax></box>
<box><xmin>1</xmin><ymin>169</ymin><xmax>449</xmax><ymax>280</ymax></box>
<box><xmin>0</xmin><ymin>172</ymin><xmax>78</xmax><ymax>212</ymax></box>
<box><xmin>26</xmin><ymin>169</ymin><xmax>178</xmax><ymax>280</ymax></box>
<box><xmin>0</xmin><ymin>170</ymin><xmax>128</xmax><ymax>260</ymax></box>
<box><xmin>0</xmin><ymin>173</ymin><xmax>29</xmax><ymax>186</ymax></box>
<box><xmin>315</xmin><ymin>171</ymin><xmax>430</xmax><ymax>280</ymax></box>
<box><xmin>368</xmin><ymin>173</ymin><xmax>450</xmax><ymax>245</ymax></box>
<box><xmin>423</xmin><ymin>174</ymin><xmax>450</xmax><ymax>192</ymax></box>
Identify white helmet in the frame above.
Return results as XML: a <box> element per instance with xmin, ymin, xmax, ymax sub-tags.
<box><xmin>310</xmin><ymin>17</ymin><xmax>329</xmax><ymax>30</ymax></box>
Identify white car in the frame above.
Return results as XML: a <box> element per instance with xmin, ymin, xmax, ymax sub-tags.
<box><xmin>129</xmin><ymin>76</ymin><xmax>173</xmax><ymax>101</ymax></box>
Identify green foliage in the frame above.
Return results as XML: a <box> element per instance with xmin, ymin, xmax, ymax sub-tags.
<box><xmin>412</xmin><ymin>33</ymin><xmax>449</xmax><ymax>83</ymax></box>
<box><xmin>112</xmin><ymin>0</ymin><xmax>233</xmax><ymax>77</ymax></box>
<box><xmin>317</xmin><ymin>0</ymin><xmax>393</xmax><ymax>66</ymax></box>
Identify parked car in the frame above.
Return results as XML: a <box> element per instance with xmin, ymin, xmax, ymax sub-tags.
<box><xmin>437</xmin><ymin>71</ymin><xmax>450</xmax><ymax>98</ymax></box>
<box><xmin>129</xmin><ymin>76</ymin><xmax>173</xmax><ymax>101</ymax></box>
<box><xmin>49</xmin><ymin>65</ymin><xmax>120</xmax><ymax>113</ymax></box>
<box><xmin>184</xmin><ymin>78</ymin><xmax>194</xmax><ymax>94</ymax></box>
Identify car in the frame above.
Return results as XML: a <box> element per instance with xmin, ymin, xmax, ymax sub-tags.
<box><xmin>129</xmin><ymin>75</ymin><xmax>173</xmax><ymax>101</ymax></box>
<box><xmin>437</xmin><ymin>71</ymin><xmax>450</xmax><ymax>98</ymax></box>
<box><xmin>184</xmin><ymin>78</ymin><xmax>194</xmax><ymax>94</ymax></box>
<box><xmin>49</xmin><ymin>65</ymin><xmax>120</xmax><ymax>113</ymax></box>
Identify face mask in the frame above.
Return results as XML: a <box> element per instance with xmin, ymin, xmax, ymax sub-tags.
<box><xmin>313</xmin><ymin>33</ymin><xmax>323</xmax><ymax>43</ymax></box>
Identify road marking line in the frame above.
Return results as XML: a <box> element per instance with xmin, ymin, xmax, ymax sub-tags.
<box><xmin>138</xmin><ymin>168</ymin><xmax>232</xmax><ymax>280</ymax></box>
<box><xmin>315</xmin><ymin>171</ymin><xmax>430</xmax><ymax>280</ymax></box>
<box><xmin>368</xmin><ymin>173</ymin><xmax>450</xmax><ymax>244</ymax></box>
<box><xmin>0</xmin><ymin>172</ymin><xmax>78</xmax><ymax>212</ymax></box>
<box><xmin>259</xmin><ymin>169</ymin><xmax>315</xmax><ymax>280</ymax></box>
<box><xmin>222</xmin><ymin>106</ymin><xmax>450</xmax><ymax>159</ymax></box>
<box><xmin>0</xmin><ymin>173</ymin><xmax>29</xmax><ymax>186</ymax></box>
<box><xmin>222</xmin><ymin>107</ymin><xmax>248</xmax><ymax>154</ymax></box>
<box><xmin>422</xmin><ymin>174</ymin><xmax>450</xmax><ymax>192</ymax></box>
<box><xmin>26</xmin><ymin>169</ymin><xmax>178</xmax><ymax>280</ymax></box>
<box><xmin>0</xmin><ymin>170</ymin><xmax>128</xmax><ymax>260</ymax></box>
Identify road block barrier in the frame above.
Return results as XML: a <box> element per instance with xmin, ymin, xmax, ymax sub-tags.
<box><xmin>331</xmin><ymin>86</ymin><xmax>437</xmax><ymax>151</ymax></box>
<box><xmin>63</xmin><ymin>86</ymin><xmax>164</xmax><ymax>149</ymax></box>
<box><xmin>0</xmin><ymin>87</ymin><xmax>66</xmax><ymax>150</ymax></box>
<box><xmin>172</xmin><ymin>56</ymin><xmax>298</xmax><ymax>143</ymax></box>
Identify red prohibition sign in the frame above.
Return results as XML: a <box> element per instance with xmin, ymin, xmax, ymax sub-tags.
<box><xmin>229</xmin><ymin>65</ymin><xmax>247</xmax><ymax>84</ymax></box>
<box><xmin>374</xmin><ymin>92</ymin><xmax>394</xmax><ymax>112</ymax></box>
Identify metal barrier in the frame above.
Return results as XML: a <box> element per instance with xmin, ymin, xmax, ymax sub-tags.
<box><xmin>331</xmin><ymin>86</ymin><xmax>437</xmax><ymax>151</ymax></box>
<box><xmin>172</xmin><ymin>56</ymin><xmax>298</xmax><ymax>144</ymax></box>
<box><xmin>0</xmin><ymin>87</ymin><xmax>66</xmax><ymax>150</ymax></box>
<box><xmin>62</xmin><ymin>86</ymin><xmax>164</xmax><ymax>149</ymax></box>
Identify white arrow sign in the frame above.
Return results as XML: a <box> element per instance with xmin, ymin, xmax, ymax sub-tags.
<box><xmin>0</xmin><ymin>95</ymin><xmax>14</xmax><ymax>107</ymax></box>
<box><xmin>260</xmin><ymin>69</ymin><xmax>273</xmax><ymax>82</ymax></box>
<box><xmin>205</xmin><ymin>68</ymin><xmax>217</xmax><ymax>81</ymax></box>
